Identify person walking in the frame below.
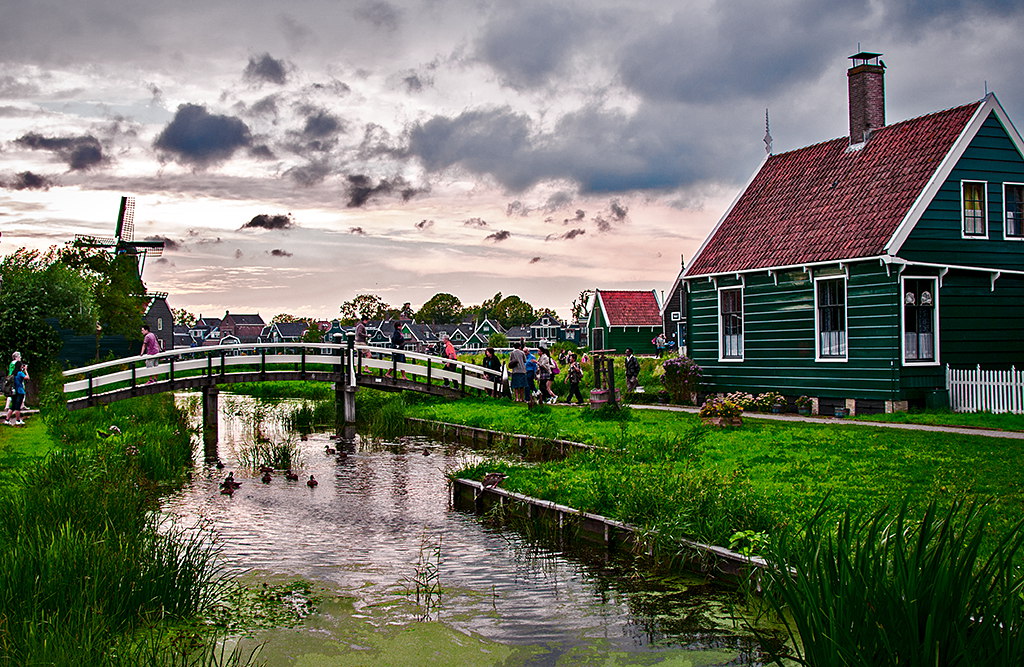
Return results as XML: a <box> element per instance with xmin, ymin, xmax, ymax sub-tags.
<box><xmin>508</xmin><ymin>342</ymin><xmax>527</xmax><ymax>402</ymax></box>
<box><xmin>355</xmin><ymin>315</ymin><xmax>370</xmax><ymax>357</ymax></box>
<box><xmin>441</xmin><ymin>335</ymin><xmax>458</xmax><ymax>387</ymax></box>
<box><xmin>566</xmin><ymin>353</ymin><xmax>585</xmax><ymax>404</ymax></box>
<box><xmin>536</xmin><ymin>347</ymin><xmax>556</xmax><ymax>404</ymax></box>
<box><xmin>481</xmin><ymin>347</ymin><xmax>502</xmax><ymax>396</ymax></box>
<box><xmin>140</xmin><ymin>324</ymin><xmax>160</xmax><ymax>383</ymax></box>
<box><xmin>5</xmin><ymin>361</ymin><xmax>28</xmax><ymax>426</ymax></box>
<box><xmin>624</xmin><ymin>348</ymin><xmax>641</xmax><ymax>393</ymax></box>
<box><xmin>525</xmin><ymin>347</ymin><xmax>538</xmax><ymax>400</ymax></box>
<box><xmin>388</xmin><ymin>324</ymin><xmax>407</xmax><ymax>380</ymax></box>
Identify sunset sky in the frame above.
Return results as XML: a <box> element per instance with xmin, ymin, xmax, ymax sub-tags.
<box><xmin>2</xmin><ymin>0</ymin><xmax>1023</xmax><ymax>321</ymax></box>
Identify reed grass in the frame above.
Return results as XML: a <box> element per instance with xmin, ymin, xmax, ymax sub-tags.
<box><xmin>238</xmin><ymin>438</ymin><xmax>303</xmax><ymax>471</ymax></box>
<box><xmin>759</xmin><ymin>501</ymin><xmax>1024</xmax><ymax>666</ymax></box>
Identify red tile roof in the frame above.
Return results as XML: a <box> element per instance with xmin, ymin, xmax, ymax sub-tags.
<box><xmin>597</xmin><ymin>290</ymin><xmax>661</xmax><ymax>326</ymax></box>
<box><xmin>685</xmin><ymin>101</ymin><xmax>982</xmax><ymax>276</ymax></box>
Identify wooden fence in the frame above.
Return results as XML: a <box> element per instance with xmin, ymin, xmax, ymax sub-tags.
<box><xmin>946</xmin><ymin>365</ymin><xmax>1024</xmax><ymax>414</ymax></box>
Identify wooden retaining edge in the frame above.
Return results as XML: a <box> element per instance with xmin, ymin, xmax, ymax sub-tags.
<box><xmin>405</xmin><ymin>417</ymin><xmax>603</xmax><ymax>456</ymax></box>
<box><xmin>451</xmin><ymin>478</ymin><xmax>767</xmax><ymax>580</ymax></box>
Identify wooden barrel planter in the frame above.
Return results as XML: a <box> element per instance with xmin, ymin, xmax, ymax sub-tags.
<box><xmin>701</xmin><ymin>416</ymin><xmax>743</xmax><ymax>427</ymax></box>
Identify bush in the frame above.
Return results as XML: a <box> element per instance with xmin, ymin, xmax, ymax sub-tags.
<box><xmin>698</xmin><ymin>396</ymin><xmax>743</xmax><ymax>420</ymax></box>
<box><xmin>725</xmin><ymin>391</ymin><xmax>756</xmax><ymax>410</ymax></box>
<box><xmin>752</xmin><ymin>391</ymin><xmax>785</xmax><ymax>412</ymax></box>
<box><xmin>660</xmin><ymin>355</ymin><xmax>702</xmax><ymax>404</ymax></box>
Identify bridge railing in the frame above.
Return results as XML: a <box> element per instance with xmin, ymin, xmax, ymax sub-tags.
<box><xmin>62</xmin><ymin>342</ymin><xmax>501</xmax><ymax>402</ymax></box>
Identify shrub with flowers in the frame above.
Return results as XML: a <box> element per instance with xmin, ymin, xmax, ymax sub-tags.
<box><xmin>698</xmin><ymin>396</ymin><xmax>743</xmax><ymax>420</ymax></box>
<box><xmin>753</xmin><ymin>391</ymin><xmax>785</xmax><ymax>412</ymax></box>
<box><xmin>660</xmin><ymin>355</ymin><xmax>703</xmax><ymax>405</ymax></box>
<box><xmin>795</xmin><ymin>395</ymin><xmax>812</xmax><ymax>409</ymax></box>
<box><xmin>725</xmin><ymin>391</ymin><xmax>756</xmax><ymax>410</ymax></box>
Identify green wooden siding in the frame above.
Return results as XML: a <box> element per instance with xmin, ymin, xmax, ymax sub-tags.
<box><xmin>587</xmin><ymin>300</ymin><xmax>660</xmax><ymax>353</ymax></box>
<box><xmin>900</xmin><ymin>112</ymin><xmax>1024</xmax><ymax>271</ymax></box>
<box><xmin>937</xmin><ymin>272</ymin><xmax>1024</xmax><ymax>367</ymax></box>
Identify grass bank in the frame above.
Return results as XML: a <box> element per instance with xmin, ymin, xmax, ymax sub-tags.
<box><xmin>0</xmin><ymin>393</ymin><xmax>255</xmax><ymax>666</ymax></box>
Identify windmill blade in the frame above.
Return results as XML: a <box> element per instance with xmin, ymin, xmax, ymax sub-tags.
<box><xmin>131</xmin><ymin>239</ymin><xmax>165</xmax><ymax>249</ymax></box>
<box><xmin>71</xmin><ymin>234</ymin><xmax>117</xmax><ymax>247</ymax></box>
<box><xmin>114</xmin><ymin>196</ymin><xmax>136</xmax><ymax>242</ymax></box>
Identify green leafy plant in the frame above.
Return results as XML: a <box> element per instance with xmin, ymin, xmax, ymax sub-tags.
<box><xmin>698</xmin><ymin>397</ymin><xmax>743</xmax><ymax>420</ymax></box>
<box><xmin>729</xmin><ymin>529</ymin><xmax>769</xmax><ymax>557</ymax></box>
<box><xmin>725</xmin><ymin>391</ymin><xmax>756</xmax><ymax>410</ymax></box>
<box><xmin>794</xmin><ymin>395</ymin><xmax>812</xmax><ymax>409</ymax></box>
<box><xmin>753</xmin><ymin>391</ymin><xmax>785</xmax><ymax>412</ymax></box>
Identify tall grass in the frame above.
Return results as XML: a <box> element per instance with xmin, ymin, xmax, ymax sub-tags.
<box><xmin>759</xmin><ymin>501</ymin><xmax>1024</xmax><ymax>666</ymax></box>
<box><xmin>238</xmin><ymin>439</ymin><xmax>303</xmax><ymax>471</ymax></box>
<box><xmin>0</xmin><ymin>394</ymin><xmax>237</xmax><ymax>666</ymax></box>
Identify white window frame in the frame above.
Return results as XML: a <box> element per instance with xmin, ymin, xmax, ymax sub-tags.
<box><xmin>814</xmin><ymin>276</ymin><xmax>848</xmax><ymax>362</ymax></box>
<box><xmin>900</xmin><ymin>275</ymin><xmax>940</xmax><ymax>367</ymax></box>
<box><xmin>717</xmin><ymin>287</ymin><xmax>744</xmax><ymax>362</ymax></box>
<box><xmin>1003</xmin><ymin>182</ymin><xmax>1024</xmax><ymax>240</ymax></box>
<box><xmin>961</xmin><ymin>180</ymin><xmax>988</xmax><ymax>239</ymax></box>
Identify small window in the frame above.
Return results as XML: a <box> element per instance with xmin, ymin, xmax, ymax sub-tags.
<box><xmin>719</xmin><ymin>288</ymin><xmax>743</xmax><ymax>360</ymax></box>
<box><xmin>157</xmin><ymin>317</ymin><xmax>163</xmax><ymax>331</ymax></box>
<box><xmin>815</xmin><ymin>277</ymin><xmax>847</xmax><ymax>360</ymax></box>
<box><xmin>962</xmin><ymin>181</ymin><xmax>987</xmax><ymax>237</ymax></box>
<box><xmin>903</xmin><ymin>277</ymin><xmax>937</xmax><ymax>364</ymax></box>
<box><xmin>1005</xmin><ymin>183</ymin><xmax>1024</xmax><ymax>239</ymax></box>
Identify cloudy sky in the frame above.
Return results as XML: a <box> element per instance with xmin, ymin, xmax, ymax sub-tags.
<box><xmin>2</xmin><ymin>0</ymin><xmax>1022</xmax><ymax>321</ymax></box>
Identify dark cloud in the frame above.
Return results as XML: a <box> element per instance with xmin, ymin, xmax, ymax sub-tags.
<box><xmin>402</xmin><ymin>73</ymin><xmax>425</xmax><ymax>93</ymax></box>
<box><xmin>0</xmin><ymin>75</ymin><xmax>40</xmax><ymax>98</ymax></box>
<box><xmin>243</xmin><ymin>213</ymin><xmax>295</xmax><ymax>230</ymax></box>
<box><xmin>594</xmin><ymin>216</ymin><xmax>612</xmax><ymax>233</ymax></box>
<box><xmin>234</xmin><ymin>248</ymin><xmax>244</xmax><ymax>259</ymax></box>
<box><xmin>564</xmin><ymin>209</ymin><xmax>585</xmax><ymax>224</ymax></box>
<box><xmin>529</xmin><ymin>256</ymin><xmax>542</xmax><ymax>264</ymax></box>
<box><xmin>302</xmin><ymin>109</ymin><xmax>343</xmax><ymax>138</ymax></box>
<box><xmin>5</xmin><ymin>171</ymin><xmax>53</xmax><ymax>190</ymax></box>
<box><xmin>355</xmin><ymin>0</ymin><xmax>401</xmax><ymax>31</ymax></box>
<box><xmin>610</xmin><ymin>199</ymin><xmax>628</xmax><ymax>221</ymax></box>
<box><xmin>477</xmin><ymin>3</ymin><xmax>582</xmax><ymax>89</ymax></box>
<box><xmin>244</xmin><ymin>53</ymin><xmax>289</xmax><ymax>85</ymax></box>
<box><xmin>249</xmin><ymin>144</ymin><xmax>275</xmax><ymax>159</ymax></box>
<box><xmin>15</xmin><ymin>132</ymin><xmax>104</xmax><ymax>170</ymax></box>
<box><xmin>415</xmin><ymin>219</ymin><xmax>434</xmax><ymax>230</ymax></box>
<box><xmin>349</xmin><ymin>227</ymin><xmax>366</xmax><ymax>235</ymax></box>
<box><xmin>463</xmin><ymin>217</ymin><xmax>488</xmax><ymax>228</ymax></box>
<box><xmin>545</xmin><ymin>228</ymin><xmax>585</xmax><ymax>241</ymax></box>
<box><xmin>484</xmin><ymin>230</ymin><xmax>511</xmax><ymax>242</ymax></box>
<box><xmin>154</xmin><ymin>104</ymin><xmax>252</xmax><ymax>167</ymax></box>
<box><xmin>506</xmin><ymin>200</ymin><xmax>529</xmax><ymax>217</ymax></box>
<box><xmin>285</xmin><ymin>160</ymin><xmax>332</xmax><ymax>186</ymax></box>
<box><xmin>882</xmin><ymin>0</ymin><xmax>1023</xmax><ymax>33</ymax></box>
<box><xmin>144</xmin><ymin>235</ymin><xmax>180</xmax><ymax>251</ymax></box>
<box><xmin>543</xmin><ymin>191</ymin><xmax>573</xmax><ymax>212</ymax></box>
<box><xmin>345</xmin><ymin>174</ymin><xmax>422</xmax><ymax>208</ymax></box>
<box><xmin>250</xmin><ymin>95</ymin><xmax>280</xmax><ymax>117</ymax></box>
<box><xmin>269</xmin><ymin>248</ymin><xmax>293</xmax><ymax>257</ymax></box>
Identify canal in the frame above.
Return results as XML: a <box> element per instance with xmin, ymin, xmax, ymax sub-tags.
<box><xmin>161</xmin><ymin>395</ymin><xmax>777</xmax><ymax>665</ymax></box>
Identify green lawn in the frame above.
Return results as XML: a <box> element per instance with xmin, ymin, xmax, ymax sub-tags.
<box><xmin>408</xmin><ymin>398</ymin><xmax>1024</xmax><ymax>550</ymax></box>
<box><xmin>0</xmin><ymin>417</ymin><xmax>57</xmax><ymax>485</ymax></box>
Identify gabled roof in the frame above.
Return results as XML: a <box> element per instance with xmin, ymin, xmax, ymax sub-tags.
<box><xmin>684</xmin><ymin>99</ymin><xmax>986</xmax><ymax>277</ymax></box>
<box><xmin>595</xmin><ymin>290</ymin><xmax>662</xmax><ymax>327</ymax></box>
<box><xmin>274</xmin><ymin>322</ymin><xmax>308</xmax><ymax>338</ymax></box>
<box><xmin>223</xmin><ymin>312</ymin><xmax>265</xmax><ymax>326</ymax></box>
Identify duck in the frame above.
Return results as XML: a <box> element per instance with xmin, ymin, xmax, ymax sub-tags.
<box><xmin>482</xmin><ymin>472</ymin><xmax>508</xmax><ymax>489</ymax></box>
<box><xmin>307</xmin><ymin>475</ymin><xmax>318</xmax><ymax>488</ymax></box>
<box><xmin>325</xmin><ymin>445</ymin><xmax>335</xmax><ymax>455</ymax></box>
<box><xmin>300</xmin><ymin>434</ymin><xmax>308</xmax><ymax>441</ymax></box>
<box><xmin>285</xmin><ymin>469</ymin><xmax>299</xmax><ymax>481</ymax></box>
<box><xmin>221</xmin><ymin>472</ymin><xmax>242</xmax><ymax>490</ymax></box>
<box><xmin>215</xmin><ymin>460</ymin><xmax>225</xmax><ymax>470</ymax></box>
<box><xmin>259</xmin><ymin>465</ymin><xmax>274</xmax><ymax>474</ymax></box>
<box><xmin>336</xmin><ymin>448</ymin><xmax>347</xmax><ymax>460</ymax></box>
<box><xmin>261</xmin><ymin>472</ymin><xmax>272</xmax><ymax>484</ymax></box>
<box><xmin>220</xmin><ymin>485</ymin><xmax>234</xmax><ymax>496</ymax></box>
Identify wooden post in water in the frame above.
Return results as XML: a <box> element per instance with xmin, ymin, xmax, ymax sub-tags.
<box><xmin>202</xmin><ymin>385</ymin><xmax>219</xmax><ymax>456</ymax></box>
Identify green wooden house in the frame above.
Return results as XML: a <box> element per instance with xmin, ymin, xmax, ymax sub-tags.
<box><xmin>585</xmin><ymin>289</ymin><xmax>663</xmax><ymax>353</ymax></box>
<box><xmin>464</xmin><ymin>318</ymin><xmax>505</xmax><ymax>350</ymax></box>
<box><xmin>682</xmin><ymin>53</ymin><xmax>1024</xmax><ymax>414</ymax></box>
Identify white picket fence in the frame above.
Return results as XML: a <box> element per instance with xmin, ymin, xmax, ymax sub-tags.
<box><xmin>946</xmin><ymin>365</ymin><xmax>1024</xmax><ymax>414</ymax></box>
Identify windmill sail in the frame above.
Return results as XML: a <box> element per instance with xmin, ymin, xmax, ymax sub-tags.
<box><xmin>67</xmin><ymin>196</ymin><xmax>165</xmax><ymax>277</ymax></box>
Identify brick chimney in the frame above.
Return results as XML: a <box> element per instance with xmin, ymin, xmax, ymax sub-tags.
<box><xmin>848</xmin><ymin>52</ymin><xmax>885</xmax><ymax>144</ymax></box>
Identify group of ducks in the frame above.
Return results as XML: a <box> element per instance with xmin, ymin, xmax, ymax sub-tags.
<box><xmin>219</xmin><ymin>469</ymin><xmax>318</xmax><ymax>495</ymax></box>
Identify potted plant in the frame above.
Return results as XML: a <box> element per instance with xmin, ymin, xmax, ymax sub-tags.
<box><xmin>795</xmin><ymin>395</ymin><xmax>812</xmax><ymax>416</ymax></box>
<box><xmin>698</xmin><ymin>396</ymin><xmax>743</xmax><ymax>427</ymax></box>
<box><xmin>660</xmin><ymin>355</ymin><xmax>703</xmax><ymax>405</ymax></box>
<box><xmin>754</xmin><ymin>391</ymin><xmax>784</xmax><ymax>413</ymax></box>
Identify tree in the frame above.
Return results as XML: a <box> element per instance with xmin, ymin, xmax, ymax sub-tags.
<box><xmin>492</xmin><ymin>295</ymin><xmax>536</xmax><ymax>328</ymax></box>
<box><xmin>172</xmin><ymin>308</ymin><xmax>197</xmax><ymax>328</ymax></box>
<box><xmin>416</xmin><ymin>293</ymin><xmax>463</xmax><ymax>324</ymax></box>
<box><xmin>271</xmin><ymin>313</ymin><xmax>302</xmax><ymax>324</ymax></box>
<box><xmin>301</xmin><ymin>324</ymin><xmax>323</xmax><ymax>343</ymax></box>
<box><xmin>571</xmin><ymin>289</ymin><xmax>594</xmax><ymax>323</ymax></box>
<box><xmin>338</xmin><ymin>294</ymin><xmax>390</xmax><ymax>323</ymax></box>
<box><xmin>487</xmin><ymin>332</ymin><xmax>508</xmax><ymax>349</ymax></box>
<box><xmin>0</xmin><ymin>248</ymin><xmax>98</xmax><ymax>372</ymax></box>
<box><xmin>57</xmin><ymin>247</ymin><xmax>147</xmax><ymax>338</ymax></box>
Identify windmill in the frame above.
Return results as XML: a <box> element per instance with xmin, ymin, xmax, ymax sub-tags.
<box><xmin>70</xmin><ymin>196</ymin><xmax>165</xmax><ymax>277</ymax></box>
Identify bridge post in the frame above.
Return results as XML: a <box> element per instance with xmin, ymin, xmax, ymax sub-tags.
<box><xmin>333</xmin><ymin>334</ymin><xmax>357</xmax><ymax>437</ymax></box>
<box><xmin>202</xmin><ymin>385</ymin><xmax>219</xmax><ymax>455</ymax></box>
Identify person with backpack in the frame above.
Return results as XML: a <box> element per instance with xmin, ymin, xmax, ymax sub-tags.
<box><xmin>536</xmin><ymin>347</ymin><xmax>557</xmax><ymax>404</ymax></box>
<box><xmin>565</xmin><ymin>353</ymin><xmax>585</xmax><ymax>404</ymax></box>
<box><xmin>4</xmin><ymin>351</ymin><xmax>20</xmax><ymax>413</ymax></box>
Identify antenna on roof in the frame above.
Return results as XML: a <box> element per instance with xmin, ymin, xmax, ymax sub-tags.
<box><xmin>985</xmin><ymin>80</ymin><xmax>989</xmax><ymax>96</ymax></box>
<box><xmin>764</xmin><ymin>108</ymin><xmax>773</xmax><ymax>155</ymax></box>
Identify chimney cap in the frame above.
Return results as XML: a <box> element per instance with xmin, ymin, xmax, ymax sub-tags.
<box><xmin>849</xmin><ymin>51</ymin><xmax>884</xmax><ymax>67</ymax></box>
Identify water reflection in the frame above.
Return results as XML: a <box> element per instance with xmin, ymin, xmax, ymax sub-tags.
<box><xmin>165</xmin><ymin>395</ymin><xmax>773</xmax><ymax>664</ymax></box>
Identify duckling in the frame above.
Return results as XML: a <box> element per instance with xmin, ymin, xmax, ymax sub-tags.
<box><xmin>482</xmin><ymin>472</ymin><xmax>508</xmax><ymax>489</ymax></box>
<box><xmin>325</xmin><ymin>445</ymin><xmax>335</xmax><ymax>455</ymax></box>
<box><xmin>261</xmin><ymin>472</ymin><xmax>272</xmax><ymax>484</ymax></box>
<box><xmin>422</xmin><ymin>449</ymin><xmax>430</xmax><ymax>456</ymax></box>
<box><xmin>307</xmin><ymin>475</ymin><xmax>318</xmax><ymax>488</ymax></box>
<box><xmin>215</xmin><ymin>460</ymin><xmax>225</xmax><ymax>470</ymax></box>
<box><xmin>285</xmin><ymin>469</ymin><xmax>299</xmax><ymax>481</ymax></box>
<box><xmin>221</xmin><ymin>472</ymin><xmax>242</xmax><ymax>490</ymax></box>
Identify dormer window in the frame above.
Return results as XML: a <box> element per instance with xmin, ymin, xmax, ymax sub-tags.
<box><xmin>1004</xmin><ymin>183</ymin><xmax>1024</xmax><ymax>239</ymax></box>
<box><xmin>961</xmin><ymin>181</ymin><xmax>987</xmax><ymax>237</ymax></box>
